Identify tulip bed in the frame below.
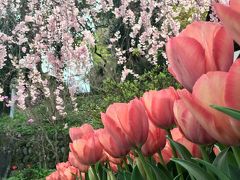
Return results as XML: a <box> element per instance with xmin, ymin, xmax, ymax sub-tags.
<box><xmin>47</xmin><ymin>1</ymin><xmax>240</xmax><ymax>180</ymax></box>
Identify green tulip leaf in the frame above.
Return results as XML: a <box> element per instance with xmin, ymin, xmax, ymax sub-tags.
<box><xmin>117</xmin><ymin>171</ymin><xmax>132</xmax><ymax>180</ymax></box>
<box><xmin>107</xmin><ymin>171</ymin><xmax>117</xmax><ymax>180</ymax></box>
<box><xmin>210</xmin><ymin>105</ymin><xmax>240</xmax><ymax>120</ymax></box>
<box><xmin>193</xmin><ymin>158</ymin><xmax>230</xmax><ymax>180</ymax></box>
<box><xmin>213</xmin><ymin>148</ymin><xmax>230</xmax><ymax>176</ymax></box>
<box><xmin>147</xmin><ymin>162</ymin><xmax>173</xmax><ymax>180</ymax></box>
<box><xmin>173</xmin><ymin>173</ymin><xmax>182</xmax><ymax>180</ymax></box>
<box><xmin>171</xmin><ymin>158</ymin><xmax>215</xmax><ymax>180</ymax></box>
<box><xmin>96</xmin><ymin>163</ymin><xmax>107</xmax><ymax>180</ymax></box>
<box><xmin>167</xmin><ymin>136</ymin><xmax>192</xmax><ymax>160</ymax></box>
<box><xmin>131</xmin><ymin>165</ymin><xmax>145</xmax><ymax>180</ymax></box>
<box><xmin>229</xmin><ymin>165</ymin><xmax>240</xmax><ymax>180</ymax></box>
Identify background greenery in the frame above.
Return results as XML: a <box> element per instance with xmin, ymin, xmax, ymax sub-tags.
<box><xmin>0</xmin><ymin>65</ymin><xmax>179</xmax><ymax>179</ymax></box>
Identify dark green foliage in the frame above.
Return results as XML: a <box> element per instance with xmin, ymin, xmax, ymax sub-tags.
<box><xmin>3</xmin><ymin>66</ymin><xmax>178</xmax><ymax>179</ymax></box>
<box><xmin>8</xmin><ymin>167</ymin><xmax>54</xmax><ymax>180</ymax></box>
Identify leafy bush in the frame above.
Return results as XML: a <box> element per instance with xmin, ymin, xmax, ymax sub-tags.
<box><xmin>8</xmin><ymin>167</ymin><xmax>53</xmax><ymax>180</ymax></box>
<box><xmin>2</xmin><ymin>66</ymin><xmax>179</xmax><ymax>178</ymax></box>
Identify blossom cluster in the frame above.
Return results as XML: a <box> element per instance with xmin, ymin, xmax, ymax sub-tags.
<box><xmin>0</xmin><ymin>0</ymin><xmax>95</xmax><ymax>117</ymax></box>
<box><xmin>105</xmin><ymin>0</ymin><xmax>213</xmax><ymax>80</ymax></box>
<box><xmin>0</xmin><ymin>0</ymin><xmax>220</xmax><ymax>118</ymax></box>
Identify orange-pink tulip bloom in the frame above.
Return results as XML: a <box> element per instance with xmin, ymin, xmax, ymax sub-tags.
<box><xmin>153</xmin><ymin>128</ymin><xmax>201</xmax><ymax>164</ymax></box>
<box><xmin>171</xmin><ymin>128</ymin><xmax>201</xmax><ymax>158</ymax></box>
<box><xmin>69</xmin><ymin>123</ymin><xmax>94</xmax><ymax>141</ymax></box>
<box><xmin>141</xmin><ymin>120</ymin><xmax>166</xmax><ymax>156</ymax></box>
<box><xmin>46</xmin><ymin>171</ymin><xmax>60</xmax><ymax>180</ymax></box>
<box><xmin>178</xmin><ymin>60</ymin><xmax>240</xmax><ymax>145</ymax></box>
<box><xmin>153</xmin><ymin>143</ymin><xmax>172</xmax><ymax>165</ymax></box>
<box><xmin>70</xmin><ymin>130</ymin><xmax>104</xmax><ymax>165</ymax></box>
<box><xmin>103</xmin><ymin>99</ymin><xmax>149</xmax><ymax>147</ymax></box>
<box><xmin>141</xmin><ymin>87</ymin><xmax>178</xmax><ymax>129</ymax></box>
<box><xmin>46</xmin><ymin>162</ymin><xmax>80</xmax><ymax>180</ymax></box>
<box><xmin>166</xmin><ymin>21</ymin><xmax>234</xmax><ymax>91</ymax></box>
<box><xmin>174</xmin><ymin>99</ymin><xmax>215</xmax><ymax>144</ymax></box>
<box><xmin>68</xmin><ymin>152</ymin><xmax>89</xmax><ymax>172</ymax></box>
<box><xmin>97</xmin><ymin>113</ymin><xmax>131</xmax><ymax>158</ymax></box>
<box><xmin>214</xmin><ymin>0</ymin><xmax>240</xmax><ymax>45</ymax></box>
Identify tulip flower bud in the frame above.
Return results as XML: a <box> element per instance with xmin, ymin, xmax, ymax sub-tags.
<box><xmin>141</xmin><ymin>120</ymin><xmax>166</xmax><ymax>156</ymax></box>
<box><xmin>71</xmin><ymin>131</ymin><xmax>103</xmax><ymax>165</ymax></box>
<box><xmin>166</xmin><ymin>21</ymin><xmax>233</xmax><ymax>91</ymax></box>
<box><xmin>141</xmin><ymin>87</ymin><xmax>178</xmax><ymax>129</ymax></box>
<box><xmin>97</xmin><ymin>113</ymin><xmax>131</xmax><ymax>158</ymax></box>
<box><xmin>103</xmin><ymin>99</ymin><xmax>149</xmax><ymax>148</ymax></box>
<box><xmin>68</xmin><ymin>152</ymin><xmax>89</xmax><ymax>172</ymax></box>
<box><xmin>174</xmin><ymin>99</ymin><xmax>215</xmax><ymax>145</ymax></box>
<box><xmin>214</xmin><ymin>1</ymin><xmax>240</xmax><ymax>45</ymax></box>
<box><xmin>69</xmin><ymin>123</ymin><xmax>94</xmax><ymax>141</ymax></box>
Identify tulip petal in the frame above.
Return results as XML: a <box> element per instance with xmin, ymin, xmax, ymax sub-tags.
<box><xmin>98</xmin><ymin>115</ymin><xmax>131</xmax><ymax>158</ymax></box>
<box><xmin>179</xmin><ymin>88</ymin><xmax>239</xmax><ymax>145</ymax></box>
<box><xmin>151</xmin><ymin>97</ymin><xmax>174</xmax><ymax>128</ymax></box>
<box><xmin>193</xmin><ymin>72</ymin><xmax>227</xmax><ymax>106</ymax></box>
<box><xmin>230</xmin><ymin>0</ymin><xmax>240</xmax><ymax>12</ymax></box>
<box><xmin>141</xmin><ymin>121</ymin><xmax>166</xmax><ymax>156</ymax></box>
<box><xmin>166</xmin><ymin>37</ymin><xmax>206</xmax><ymax>91</ymax></box>
<box><xmin>214</xmin><ymin>3</ymin><xmax>240</xmax><ymax>45</ymax></box>
<box><xmin>174</xmin><ymin>100</ymin><xmax>215</xmax><ymax>144</ymax></box>
<box><xmin>224</xmin><ymin>60</ymin><xmax>240</xmax><ymax>143</ymax></box>
<box><xmin>193</xmin><ymin>71</ymin><xmax>240</xmax><ymax>142</ymax></box>
<box><xmin>71</xmin><ymin>133</ymin><xmax>103</xmax><ymax>165</ymax></box>
<box><xmin>171</xmin><ymin>128</ymin><xmax>201</xmax><ymax>158</ymax></box>
<box><xmin>101</xmin><ymin>113</ymin><xmax>130</xmax><ymax>146</ymax></box>
<box><xmin>213</xmin><ymin>27</ymin><xmax>234</xmax><ymax>71</ymax></box>
<box><xmin>141</xmin><ymin>90</ymin><xmax>157</xmax><ymax>121</ymax></box>
<box><xmin>105</xmin><ymin>103</ymin><xmax>124</xmax><ymax>127</ymax></box>
<box><xmin>180</xmin><ymin>22</ymin><xmax>231</xmax><ymax>71</ymax></box>
<box><xmin>126</xmin><ymin>98</ymin><xmax>149</xmax><ymax>146</ymax></box>
<box><xmin>69</xmin><ymin>124</ymin><xmax>94</xmax><ymax>141</ymax></box>
<box><xmin>225</xmin><ymin>60</ymin><xmax>240</xmax><ymax>109</ymax></box>
<box><xmin>68</xmin><ymin>152</ymin><xmax>89</xmax><ymax>172</ymax></box>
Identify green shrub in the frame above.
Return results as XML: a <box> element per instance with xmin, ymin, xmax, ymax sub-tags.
<box><xmin>8</xmin><ymin>167</ymin><xmax>53</xmax><ymax>180</ymax></box>
<box><xmin>1</xmin><ymin>65</ymin><xmax>179</xmax><ymax>178</ymax></box>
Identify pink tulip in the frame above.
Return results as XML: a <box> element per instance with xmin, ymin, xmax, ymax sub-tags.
<box><xmin>71</xmin><ymin>131</ymin><xmax>104</xmax><ymax>165</ymax></box>
<box><xmin>141</xmin><ymin>87</ymin><xmax>178</xmax><ymax>129</ymax></box>
<box><xmin>105</xmin><ymin>151</ymin><xmax>123</xmax><ymax>164</ymax></box>
<box><xmin>46</xmin><ymin>171</ymin><xmax>59</xmax><ymax>180</ymax></box>
<box><xmin>166</xmin><ymin>21</ymin><xmax>234</xmax><ymax>91</ymax></box>
<box><xmin>68</xmin><ymin>152</ymin><xmax>89</xmax><ymax>172</ymax></box>
<box><xmin>214</xmin><ymin>0</ymin><xmax>240</xmax><ymax>45</ymax></box>
<box><xmin>153</xmin><ymin>144</ymin><xmax>172</xmax><ymax>164</ymax></box>
<box><xmin>153</xmin><ymin>128</ymin><xmax>201</xmax><ymax>164</ymax></box>
<box><xmin>104</xmin><ymin>99</ymin><xmax>149</xmax><ymax>147</ymax></box>
<box><xmin>171</xmin><ymin>128</ymin><xmax>201</xmax><ymax>158</ymax></box>
<box><xmin>174</xmin><ymin>99</ymin><xmax>215</xmax><ymax>144</ymax></box>
<box><xmin>48</xmin><ymin>162</ymin><xmax>80</xmax><ymax>180</ymax></box>
<box><xmin>96</xmin><ymin>115</ymin><xmax>131</xmax><ymax>158</ymax></box>
<box><xmin>109</xmin><ymin>162</ymin><xmax>118</xmax><ymax>173</ymax></box>
<box><xmin>225</xmin><ymin>58</ymin><xmax>240</xmax><ymax>109</ymax></box>
<box><xmin>141</xmin><ymin>120</ymin><xmax>166</xmax><ymax>156</ymax></box>
<box><xmin>69</xmin><ymin>123</ymin><xmax>94</xmax><ymax>141</ymax></box>
<box><xmin>178</xmin><ymin>60</ymin><xmax>240</xmax><ymax>145</ymax></box>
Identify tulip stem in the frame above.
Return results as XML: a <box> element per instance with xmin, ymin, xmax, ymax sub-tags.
<box><xmin>232</xmin><ymin>146</ymin><xmax>240</xmax><ymax>168</ymax></box>
<box><xmin>117</xmin><ymin>163</ymin><xmax>123</xmax><ymax>172</ymax></box>
<box><xmin>91</xmin><ymin>165</ymin><xmax>99</xmax><ymax>180</ymax></box>
<box><xmin>199</xmin><ymin>145</ymin><xmax>210</xmax><ymax>162</ymax></box>
<box><xmin>157</xmin><ymin>150</ymin><xmax>167</xmax><ymax>169</ymax></box>
<box><xmin>123</xmin><ymin>158</ymin><xmax>130</xmax><ymax>172</ymax></box>
<box><xmin>166</xmin><ymin>129</ymin><xmax>184</xmax><ymax>180</ymax></box>
<box><xmin>135</xmin><ymin>148</ymin><xmax>154</xmax><ymax>180</ymax></box>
